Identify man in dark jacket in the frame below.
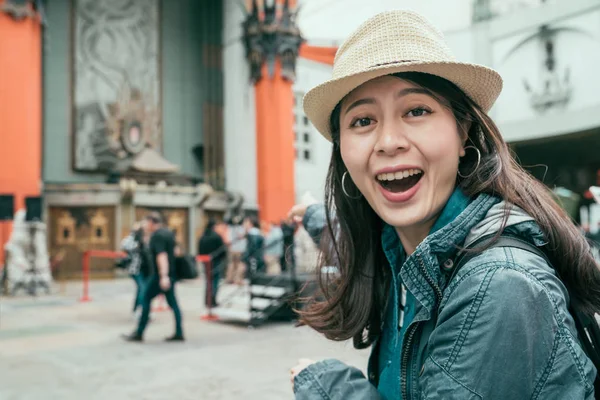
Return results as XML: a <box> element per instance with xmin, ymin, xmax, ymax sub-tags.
<box><xmin>123</xmin><ymin>212</ymin><xmax>184</xmax><ymax>342</ymax></box>
<box><xmin>198</xmin><ymin>219</ymin><xmax>226</xmax><ymax>307</ymax></box>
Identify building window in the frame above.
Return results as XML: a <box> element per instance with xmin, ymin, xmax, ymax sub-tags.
<box><xmin>294</xmin><ymin>91</ymin><xmax>314</xmax><ymax>164</ymax></box>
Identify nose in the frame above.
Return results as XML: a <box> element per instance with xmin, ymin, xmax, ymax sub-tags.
<box><xmin>373</xmin><ymin>121</ymin><xmax>410</xmax><ymax>156</ymax></box>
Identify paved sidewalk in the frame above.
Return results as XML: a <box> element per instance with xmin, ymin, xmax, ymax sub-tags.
<box><xmin>0</xmin><ymin>279</ymin><xmax>369</xmax><ymax>400</ymax></box>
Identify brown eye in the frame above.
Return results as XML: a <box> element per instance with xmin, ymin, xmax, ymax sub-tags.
<box><xmin>352</xmin><ymin>117</ymin><xmax>373</xmax><ymax>128</ymax></box>
<box><xmin>407</xmin><ymin>107</ymin><xmax>430</xmax><ymax>117</ymax></box>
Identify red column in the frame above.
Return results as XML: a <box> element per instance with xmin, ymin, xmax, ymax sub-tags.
<box><xmin>0</xmin><ymin>2</ymin><xmax>42</xmax><ymax>264</ymax></box>
<box><xmin>254</xmin><ymin>59</ymin><xmax>295</xmax><ymax>223</ymax></box>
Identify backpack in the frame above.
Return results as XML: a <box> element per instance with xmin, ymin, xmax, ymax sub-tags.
<box><xmin>455</xmin><ymin>234</ymin><xmax>600</xmax><ymax>394</ymax></box>
<box><xmin>174</xmin><ymin>254</ymin><xmax>198</xmax><ymax>280</ymax></box>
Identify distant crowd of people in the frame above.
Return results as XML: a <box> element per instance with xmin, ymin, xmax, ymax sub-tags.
<box><xmin>197</xmin><ymin>215</ymin><xmax>320</xmax><ymax>306</ymax></box>
<box><xmin>116</xmin><ymin>210</ymin><xmax>321</xmax><ymax>343</ymax></box>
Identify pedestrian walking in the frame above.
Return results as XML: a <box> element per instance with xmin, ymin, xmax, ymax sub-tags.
<box><xmin>289</xmin><ymin>10</ymin><xmax>600</xmax><ymax>399</ymax></box>
<box><xmin>122</xmin><ymin>212</ymin><xmax>184</xmax><ymax>342</ymax></box>
<box><xmin>118</xmin><ymin>222</ymin><xmax>151</xmax><ymax>320</ymax></box>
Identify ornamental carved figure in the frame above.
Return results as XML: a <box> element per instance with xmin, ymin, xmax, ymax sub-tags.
<box><xmin>1</xmin><ymin>0</ymin><xmax>37</xmax><ymax>21</ymax></box>
<box><xmin>242</xmin><ymin>0</ymin><xmax>304</xmax><ymax>83</ymax></box>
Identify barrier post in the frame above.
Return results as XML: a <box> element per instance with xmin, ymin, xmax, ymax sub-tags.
<box><xmin>79</xmin><ymin>250</ymin><xmax>92</xmax><ymax>302</ymax></box>
<box><xmin>79</xmin><ymin>250</ymin><xmax>126</xmax><ymax>303</ymax></box>
<box><xmin>198</xmin><ymin>255</ymin><xmax>218</xmax><ymax>321</ymax></box>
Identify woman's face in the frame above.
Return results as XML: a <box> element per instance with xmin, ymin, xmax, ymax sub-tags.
<box><xmin>339</xmin><ymin>75</ymin><xmax>465</xmax><ymax>232</ymax></box>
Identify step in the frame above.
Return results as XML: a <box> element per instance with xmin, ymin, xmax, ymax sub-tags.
<box><xmin>221</xmin><ymin>295</ymin><xmax>275</xmax><ymax>311</ymax></box>
<box><xmin>211</xmin><ymin>307</ymin><xmax>251</xmax><ymax>322</ymax></box>
<box><xmin>250</xmin><ymin>285</ymin><xmax>287</xmax><ymax>298</ymax></box>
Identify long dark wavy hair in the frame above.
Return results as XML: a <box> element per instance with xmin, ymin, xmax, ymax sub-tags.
<box><xmin>299</xmin><ymin>72</ymin><xmax>600</xmax><ymax>349</ymax></box>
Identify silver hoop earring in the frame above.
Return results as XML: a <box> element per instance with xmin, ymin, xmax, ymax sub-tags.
<box><xmin>457</xmin><ymin>146</ymin><xmax>481</xmax><ymax>179</ymax></box>
<box><xmin>342</xmin><ymin>171</ymin><xmax>362</xmax><ymax>199</ymax></box>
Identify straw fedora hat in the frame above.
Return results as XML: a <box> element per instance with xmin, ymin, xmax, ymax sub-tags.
<box><xmin>303</xmin><ymin>10</ymin><xmax>503</xmax><ymax>141</ymax></box>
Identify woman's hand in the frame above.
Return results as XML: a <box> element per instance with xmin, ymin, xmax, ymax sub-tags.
<box><xmin>288</xmin><ymin>204</ymin><xmax>309</xmax><ymax>224</ymax></box>
<box><xmin>290</xmin><ymin>358</ymin><xmax>316</xmax><ymax>391</ymax></box>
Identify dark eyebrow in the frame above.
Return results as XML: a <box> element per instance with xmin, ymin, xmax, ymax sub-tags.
<box><xmin>343</xmin><ymin>88</ymin><xmax>433</xmax><ymax>115</ymax></box>
<box><xmin>396</xmin><ymin>87</ymin><xmax>432</xmax><ymax>98</ymax></box>
<box><xmin>343</xmin><ymin>98</ymin><xmax>376</xmax><ymax>115</ymax></box>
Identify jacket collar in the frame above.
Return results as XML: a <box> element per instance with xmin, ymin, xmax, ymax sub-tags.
<box><xmin>393</xmin><ymin>193</ymin><xmax>500</xmax><ymax>318</ymax></box>
<box><xmin>381</xmin><ymin>188</ymin><xmax>474</xmax><ymax>274</ymax></box>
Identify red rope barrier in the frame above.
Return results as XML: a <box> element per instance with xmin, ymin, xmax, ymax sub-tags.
<box><xmin>80</xmin><ymin>250</ymin><xmax>126</xmax><ymax>302</ymax></box>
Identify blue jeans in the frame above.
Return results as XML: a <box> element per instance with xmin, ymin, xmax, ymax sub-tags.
<box><xmin>131</xmin><ymin>273</ymin><xmax>145</xmax><ymax>313</ymax></box>
<box><xmin>136</xmin><ymin>276</ymin><xmax>183</xmax><ymax>337</ymax></box>
<box><xmin>206</xmin><ymin>264</ymin><xmax>221</xmax><ymax>307</ymax></box>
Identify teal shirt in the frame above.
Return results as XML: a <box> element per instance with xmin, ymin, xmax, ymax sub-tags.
<box><xmin>377</xmin><ymin>188</ymin><xmax>472</xmax><ymax>400</ymax></box>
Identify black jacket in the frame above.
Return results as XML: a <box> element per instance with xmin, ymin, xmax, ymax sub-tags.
<box><xmin>198</xmin><ymin>230</ymin><xmax>226</xmax><ymax>269</ymax></box>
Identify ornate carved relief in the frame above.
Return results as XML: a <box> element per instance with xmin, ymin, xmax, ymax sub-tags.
<box><xmin>72</xmin><ymin>0</ymin><xmax>161</xmax><ymax>172</ymax></box>
<box><xmin>503</xmin><ymin>24</ymin><xmax>586</xmax><ymax>114</ymax></box>
<box><xmin>242</xmin><ymin>0</ymin><xmax>304</xmax><ymax>83</ymax></box>
<box><xmin>1</xmin><ymin>0</ymin><xmax>36</xmax><ymax>21</ymax></box>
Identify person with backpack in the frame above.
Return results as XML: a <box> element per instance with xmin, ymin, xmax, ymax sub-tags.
<box><xmin>122</xmin><ymin>212</ymin><xmax>184</xmax><ymax>342</ymax></box>
<box><xmin>287</xmin><ymin>10</ymin><xmax>600</xmax><ymax>399</ymax></box>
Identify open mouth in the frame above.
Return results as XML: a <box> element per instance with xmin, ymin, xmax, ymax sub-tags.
<box><xmin>376</xmin><ymin>169</ymin><xmax>424</xmax><ymax>193</ymax></box>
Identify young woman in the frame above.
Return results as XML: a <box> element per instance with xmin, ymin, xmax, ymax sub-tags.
<box><xmin>289</xmin><ymin>10</ymin><xmax>600</xmax><ymax>399</ymax></box>
<box><xmin>119</xmin><ymin>223</ymin><xmax>150</xmax><ymax>319</ymax></box>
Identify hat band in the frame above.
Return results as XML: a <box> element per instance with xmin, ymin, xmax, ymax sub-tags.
<box><xmin>368</xmin><ymin>60</ymin><xmax>416</xmax><ymax>69</ymax></box>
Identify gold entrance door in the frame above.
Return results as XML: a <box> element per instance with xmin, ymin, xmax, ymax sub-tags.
<box><xmin>49</xmin><ymin>206</ymin><xmax>116</xmax><ymax>279</ymax></box>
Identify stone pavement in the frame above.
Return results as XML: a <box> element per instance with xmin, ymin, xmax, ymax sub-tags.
<box><xmin>0</xmin><ymin>278</ymin><xmax>370</xmax><ymax>400</ymax></box>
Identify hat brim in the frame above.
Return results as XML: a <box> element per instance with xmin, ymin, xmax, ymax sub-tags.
<box><xmin>303</xmin><ymin>61</ymin><xmax>503</xmax><ymax>141</ymax></box>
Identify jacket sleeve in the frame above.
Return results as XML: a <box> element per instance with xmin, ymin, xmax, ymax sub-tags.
<box><xmin>302</xmin><ymin>204</ymin><xmax>329</xmax><ymax>247</ymax></box>
<box><xmin>420</xmin><ymin>262</ymin><xmax>594</xmax><ymax>399</ymax></box>
<box><xmin>294</xmin><ymin>359</ymin><xmax>381</xmax><ymax>400</ymax></box>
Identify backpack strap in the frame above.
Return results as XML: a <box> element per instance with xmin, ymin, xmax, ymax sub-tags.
<box><xmin>453</xmin><ymin>234</ymin><xmax>600</xmax><ymax>386</ymax></box>
<box><xmin>454</xmin><ymin>234</ymin><xmax>549</xmax><ymax>273</ymax></box>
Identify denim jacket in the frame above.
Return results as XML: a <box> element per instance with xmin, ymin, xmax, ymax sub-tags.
<box><xmin>295</xmin><ymin>194</ymin><xmax>596</xmax><ymax>399</ymax></box>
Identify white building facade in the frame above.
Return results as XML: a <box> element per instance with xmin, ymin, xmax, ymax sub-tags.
<box><xmin>223</xmin><ymin>0</ymin><xmax>600</xmax><ymax>213</ymax></box>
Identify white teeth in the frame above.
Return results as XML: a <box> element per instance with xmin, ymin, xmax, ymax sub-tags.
<box><xmin>376</xmin><ymin>169</ymin><xmax>423</xmax><ymax>181</ymax></box>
